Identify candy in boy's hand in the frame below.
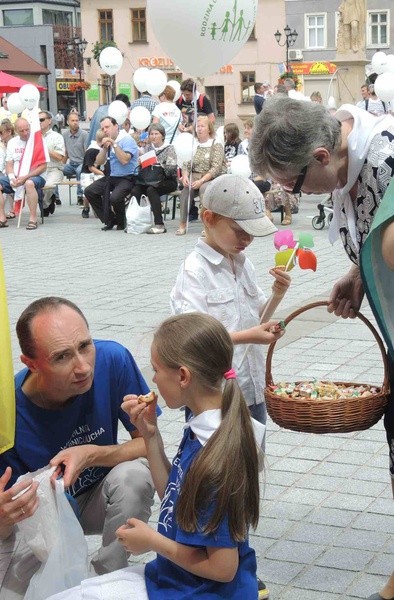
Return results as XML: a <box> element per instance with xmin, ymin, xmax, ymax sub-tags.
<box><xmin>269</xmin><ymin>320</ymin><xmax>286</xmax><ymax>333</ymax></box>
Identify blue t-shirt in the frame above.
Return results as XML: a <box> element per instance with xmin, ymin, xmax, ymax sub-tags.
<box><xmin>0</xmin><ymin>340</ymin><xmax>149</xmax><ymax>497</ymax></box>
<box><xmin>145</xmin><ymin>428</ymin><xmax>258</xmax><ymax>599</ymax></box>
<box><xmin>110</xmin><ymin>135</ymin><xmax>138</xmax><ymax>177</ymax></box>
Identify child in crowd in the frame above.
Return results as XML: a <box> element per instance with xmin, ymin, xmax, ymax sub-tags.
<box><xmin>80</xmin><ymin>130</ymin><xmax>106</xmax><ymax>218</ymax></box>
<box><xmin>48</xmin><ymin>312</ymin><xmax>264</xmax><ymax>600</ymax></box>
<box><xmin>170</xmin><ymin>174</ymin><xmax>291</xmax><ymax>425</ymax></box>
<box><xmin>224</xmin><ymin>122</ymin><xmax>241</xmax><ymax>167</ymax></box>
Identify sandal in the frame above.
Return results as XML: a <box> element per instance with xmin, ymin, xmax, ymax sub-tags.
<box><xmin>281</xmin><ymin>217</ymin><xmax>292</xmax><ymax>226</ymax></box>
<box><xmin>175</xmin><ymin>228</ymin><xmax>186</xmax><ymax>236</ymax></box>
<box><xmin>6</xmin><ymin>211</ymin><xmax>15</xmax><ymax>219</ymax></box>
<box><xmin>26</xmin><ymin>221</ymin><xmax>38</xmax><ymax>230</ymax></box>
<box><xmin>0</xmin><ymin>220</ymin><xmax>8</xmax><ymax>228</ymax></box>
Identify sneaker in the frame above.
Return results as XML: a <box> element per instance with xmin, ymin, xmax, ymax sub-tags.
<box><xmin>146</xmin><ymin>226</ymin><xmax>167</xmax><ymax>234</ymax></box>
<box><xmin>257</xmin><ymin>578</ymin><xmax>269</xmax><ymax>599</ymax></box>
<box><xmin>51</xmin><ymin>194</ymin><xmax>61</xmax><ymax>206</ymax></box>
<box><xmin>82</xmin><ymin>208</ymin><xmax>90</xmax><ymax>219</ymax></box>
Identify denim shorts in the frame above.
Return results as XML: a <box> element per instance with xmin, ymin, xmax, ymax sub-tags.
<box><xmin>0</xmin><ymin>175</ymin><xmax>46</xmax><ymax>194</ymax></box>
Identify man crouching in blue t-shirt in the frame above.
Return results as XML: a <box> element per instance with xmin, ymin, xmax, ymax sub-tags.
<box><xmin>0</xmin><ymin>296</ymin><xmax>155</xmax><ymax>599</ymax></box>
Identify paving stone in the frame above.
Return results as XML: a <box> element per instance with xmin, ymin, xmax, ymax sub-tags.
<box><xmin>292</xmin><ymin>565</ymin><xmax>356</xmax><ymax>593</ymax></box>
<box><xmin>315</xmin><ymin>546</ymin><xmax>374</xmax><ymax>571</ymax></box>
<box><xmin>265</xmin><ymin>539</ymin><xmax>325</xmax><ymax>564</ymax></box>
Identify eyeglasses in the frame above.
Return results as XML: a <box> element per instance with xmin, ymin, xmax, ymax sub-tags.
<box><xmin>39</xmin><ymin>117</ymin><xmax>48</xmax><ymax>122</ymax></box>
<box><xmin>291</xmin><ymin>164</ymin><xmax>308</xmax><ymax>195</ymax></box>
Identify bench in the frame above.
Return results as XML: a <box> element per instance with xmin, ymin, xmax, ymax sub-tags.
<box><xmin>42</xmin><ymin>180</ymin><xmax>80</xmax><ymax>206</ymax></box>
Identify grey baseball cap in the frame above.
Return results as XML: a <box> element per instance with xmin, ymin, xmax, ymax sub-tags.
<box><xmin>202</xmin><ymin>174</ymin><xmax>277</xmax><ymax>237</ymax></box>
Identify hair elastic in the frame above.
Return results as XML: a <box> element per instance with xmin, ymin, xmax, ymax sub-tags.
<box><xmin>224</xmin><ymin>368</ymin><xmax>236</xmax><ymax>380</ymax></box>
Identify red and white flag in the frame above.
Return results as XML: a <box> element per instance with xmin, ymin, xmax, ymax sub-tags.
<box><xmin>15</xmin><ymin>107</ymin><xmax>49</xmax><ymax>200</ymax></box>
<box><xmin>140</xmin><ymin>149</ymin><xmax>158</xmax><ymax>169</ymax></box>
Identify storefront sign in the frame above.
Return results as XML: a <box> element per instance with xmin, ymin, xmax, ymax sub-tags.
<box><xmin>290</xmin><ymin>62</ymin><xmax>337</xmax><ymax>76</ymax></box>
<box><xmin>118</xmin><ymin>83</ymin><xmax>131</xmax><ymax>98</ymax></box>
<box><xmin>87</xmin><ymin>84</ymin><xmax>99</xmax><ymax>101</ymax></box>
<box><xmin>56</xmin><ymin>81</ymin><xmax>72</xmax><ymax>91</ymax></box>
<box><xmin>219</xmin><ymin>64</ymin><xmax>233</xmax><ymax>74</ymax></box>
<box><xmin>55</xmin><ymin>69</ymin><xmax>85</xmax><ymax>80</ymax></box>
<box><xmin>138</xmin><ymin>57</ymin><xmax>175</xmax><ymax>69</ymax></box>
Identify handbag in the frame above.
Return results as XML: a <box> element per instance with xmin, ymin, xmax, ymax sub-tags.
<box><xmin>138</xmin><ymin>148</ymin><xmax>167</xmax><ymax>188</ymax></box>
<box><xmin>125</xmin><ymin>195</ymin><xmax>152</xmax><ymax>234</ymax></box>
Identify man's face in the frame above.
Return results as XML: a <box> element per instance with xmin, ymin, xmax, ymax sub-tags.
<box><xmin>68</xmin><ymin>114</ymin><xmax>80</xmax><ymax>132</ymax></box>
<box><xmin>101</xmin><ymin>118</ymin><xmax>118</xmax><ymax>140</ymax></box>
<box><xmin>39</xmin><ymin>113</ymin><xmax>51</xmax><ymax>133</ymax></box>
<box><xmin>16</xmin><ymin>120</ymin><xmax>30</xmax><ymax>141</ymax></box>
<box><xmin>361</xmin><ymin>86</ymin><xmax>369</xmax><ymax>99</ymax></box>
<box><xmin>182</xmin><ymin>90</ymin><xmax>193</xmax><ymax>102</ymax></box>
<box><xmin>22</xmin><ymin>305</ymin><xmax>96</xmax><ymax>404</ymax></box>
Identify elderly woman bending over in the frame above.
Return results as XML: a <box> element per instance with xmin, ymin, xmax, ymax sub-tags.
<box><xmin>177</xmin><ymin>115</ymin><xmax>226</xmax><ymax>235</ymax></box>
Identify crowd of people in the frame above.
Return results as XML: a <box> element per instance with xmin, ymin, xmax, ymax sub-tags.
<box><xmin>0</xmin><ymin>71</ymin><xmax>393</xmax><ymax>600</ymax></box>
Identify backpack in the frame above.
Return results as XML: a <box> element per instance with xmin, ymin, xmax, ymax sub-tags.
<box><xmin>365</xmin><ymin>98</ymin><xmax>387</xmax><ymax>114</ymax></box>
<box><xmin>176</xmin><ymin>93</ymin><xmax>205</xmax><ymax>112</ymax></box>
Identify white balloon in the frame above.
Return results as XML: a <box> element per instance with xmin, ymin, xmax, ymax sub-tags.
<box><xmin>149</xmin><ymin>0</ymin><xmax>258</xmax><ymax>77</ymax></box>
<box><xmin>108</xmin><ymin>100</ymin><xmax>129</xmax><ymax>126</ymax></box>
<box><xmin>173</xmin><ymin>132</ymin><xmax>195</xmax><ymax>163</ymax></box>
<box><xmin>374</xmin><ymin>72</ymin><xmax>394</xmax><ymax>102</ymax></box>
<box><xmin>371</xmin><ymin>51</ymin><xmax>387</xmax><ymax>75</ymax></box>
<box><xmin>133</xmin><ymin>67</ymin><xmax>150</xmax><ymax>93</ymax></box>
<box><xmin>145</xmin><ymin>69</ymin><xmax>167</xmax><ymax>96</ymax></box>
<box><xmin>381</xmin><ymin>54</ymin><xmax>394</xmax><ymax>75</ymax></box>
<box><xmin>129</xmin><ymin>106</ymin><xmax>151</xmax><ymax>130</ymax></box>
<box><xmin>7</xmin><ymin>93</ymin><xmax>24</xmax><ymax>115</ymax></box>
<box><xmin>229</xmin><ymin>155</ymin><xmax>251</xmax><ymax>178</ymax></box>
<box><xmin>99</xmin><ymin>47</ymin><xmax>123</xmax><ymax>76</ymax></box>
<box><xmin>18</xmin><ymin>84</ymin><xmax>40</xmax><ymax>110</ymax></box>
<box><xmin>215</xmin><ymin>125</ymin><xmax>224</xmax><ymax>146</ymax></box>
<box><xmin>167</xmin><ymin>79</ymin><xmax>181</xmax><ymax>101</ymax></box>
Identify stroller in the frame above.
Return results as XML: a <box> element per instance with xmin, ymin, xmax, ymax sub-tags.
<box><xmin>312</xmin><ymin>195</ymin><xmax>333</xmax><ymax>230</ymax></box>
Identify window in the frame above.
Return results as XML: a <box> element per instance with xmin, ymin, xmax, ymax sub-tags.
<box><xmin>131</xmin><ymin>9</ymin><xmax>147</xmax><ymax>42</ymax></box>
<box><xmin>241</xmin><ymin>72</ymin><xmax>255</xmax><ymax>103</ymax></box>
<box><xmin>99</xmin><ymin>10</ymin><xmax>113</xmax><ymax>42</ymax></box>
<box><xmin>305</xmin><ymin>13</ymin><xmax>326</xmax><ymax>49</ymax></box>
<box><xmin>42</xmin><ymin>10</ymin><xmax>72</xmax><ymax>26</ymax></box>
<box><xmin>3</xmin><ymin>9</ymin><xmax>33</xmax><ymax>26</ymax></box>
<box><xmin>367</xmin><ymin>10</ymin><xmax>389</xmax><ymax>47</ymax></box>
<box><xmin>167</xmin><ymin>72</ymin><xmax>182</xmax><ymax>82</ymax></box>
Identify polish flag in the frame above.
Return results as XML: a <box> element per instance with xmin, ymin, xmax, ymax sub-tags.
<box><xmin>14</xmin><ymin>107</ymin><xmax>49</xmax><ymax>202</ymax></box>
<box><xmin>140</xmin><ymin>149</ymin><xmax>158</xmax><ymax>169</ymax></box>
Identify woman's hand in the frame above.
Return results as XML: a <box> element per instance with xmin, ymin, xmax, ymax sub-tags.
<box><xmin>327</xmin><ymin>266</ymin><xmax>364</xmax><ymax>318</ymax></box>
<box><xmin>121</xmin><ymin>395</ymin><xmax>158</xmax><ymax>440</ymax></box>
<box><xmin>270</xmin><ymin>267</ymin><xmax>291</xmax><ymax>297</ymax></box>
<box><xmin>116</xmin><ymin>518</ymin><xmax>155</xmax><ymax>555</ymax></box>
<box><xmin>0</xmin><ymin>468</ymin><xmax>39</xmax><ymax>528</ymax></box>
<box><xmin>182</xmin><ymin>173</ymin><xmax>190</xmax><ymax>187</ymax></box>
<box><xmin>191</xmin><ymin>178</ymin><xmax>203</xmax><ymax>190</ymax></box>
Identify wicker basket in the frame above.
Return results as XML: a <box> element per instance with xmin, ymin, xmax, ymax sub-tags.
<box><xmin>265</xmin><ymin>301</ymin><xmax>389</xmax><ymax>434</ymax></box>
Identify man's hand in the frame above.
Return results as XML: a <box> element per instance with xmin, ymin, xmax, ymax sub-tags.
<box><xmin>49</xmin><ymin>445</ymin><xmax>94</xmax><ymax>488</ymax></box>
<box><xmin>327</xmin><ymin>266</ymin><xmax>365</xmax><ymax>319</ymax></box>
<box><xmin>101</xmin><ymin>137</ymin><xmax>114</xmax><ymax>150</ymax></box>
<box><xmin>116</xmin><ymin>518</ymin><xmax>154</xmax><ymax>555</ymax></box>
<box><xmin>0</xmin><ymin>467</ymin><xmax>39</xmax><ymax>528</ymax></box>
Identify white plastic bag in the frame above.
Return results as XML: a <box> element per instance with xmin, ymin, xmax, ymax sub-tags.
<box><xmin>17</xmin><ymin>468</ymin><xmax>89</xmax><ymax>600</ymax></box>
<box><xmin>125</xmin><ymin>195</ymin><xmax>152</xmax><ymax>234</ymax></box>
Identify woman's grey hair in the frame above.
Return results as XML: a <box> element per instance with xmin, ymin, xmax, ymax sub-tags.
<box><xmin>249</xmin><ymin>96</ymin><xmax>342</xmax><ymax>179</ymax></box>
<box><xmin>148</xmin><ymin>122</ymin><xmax>166</xmax><ymax>139</ymax></box>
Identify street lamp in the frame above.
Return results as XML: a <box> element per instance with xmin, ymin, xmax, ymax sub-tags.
<box><xmin>66</xmin><ymin>37</ymin><xmax>88</xmax><ymax>116</ymax></box>
<box><xmin>274</xmin><ymin>25</ymin><xmax>298</xmax><ymax>74</ymax></box>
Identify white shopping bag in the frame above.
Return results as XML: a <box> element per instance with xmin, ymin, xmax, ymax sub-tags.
<box><xmin>125</xmin><ymin>195</ymin><xmax>152</xmax><ymax>234</ymax></box>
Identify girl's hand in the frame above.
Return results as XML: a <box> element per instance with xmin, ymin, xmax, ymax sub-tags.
<box><xmin>121</xmin><ymin>395</ymin><xmax>158</xmax><ymax>439</ymax></box>
<box><xmin>116</xmin><ymin>518</ymin><xmax>154</xmax><ymax>555</ymax></box>
<box><xmin>270</xmin><ymin>267</ymin><xmax>291</xmax><ymax>297</ymax></box>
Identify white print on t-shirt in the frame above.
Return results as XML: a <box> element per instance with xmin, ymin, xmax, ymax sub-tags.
<box><xmin>159</xmin><ymin>453</ymin><xmax>183</xmax><ymax>533</ymax></box>
<box><xmin>61</xmin><ymin>425</ymin><xmax>105</xmax><ymax>449</ymax></box>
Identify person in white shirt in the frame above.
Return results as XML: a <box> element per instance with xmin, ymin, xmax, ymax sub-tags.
<box><xmin>151</xmin><ymin>85</ymin><xmax>181</xmax><ymax>144</ymax></box>
<box><xmin>170</xmin><ymin>174</ymin><xmax>291</xmax><ymax>425</ymax></box>
<box><xmin>39</xmin><ymin>110</ymin><xmax>65</xmax><ymax>215</ymax></box>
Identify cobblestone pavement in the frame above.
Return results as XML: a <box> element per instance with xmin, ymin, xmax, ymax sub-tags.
<box><xmin>0</xmin><ymin>190</ymin><xmax>392</xmax><ymax>599</ymax></box>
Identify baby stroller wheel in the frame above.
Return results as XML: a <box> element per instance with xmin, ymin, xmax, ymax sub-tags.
<box><xmin>312</xmin><ymin>215</ymin><xmax>325</xmax><ymax>230</ymax></box>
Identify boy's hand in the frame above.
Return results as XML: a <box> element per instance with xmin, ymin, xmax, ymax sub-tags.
<box><xmin>249</xmin><ymin>321</ymin><xmax>286</xmax><ymax>344</ymax></box>
<box><xmin>270</xmin><ymin>267</ymin><xmax>291</xmax><ymax>297</ymax></box>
